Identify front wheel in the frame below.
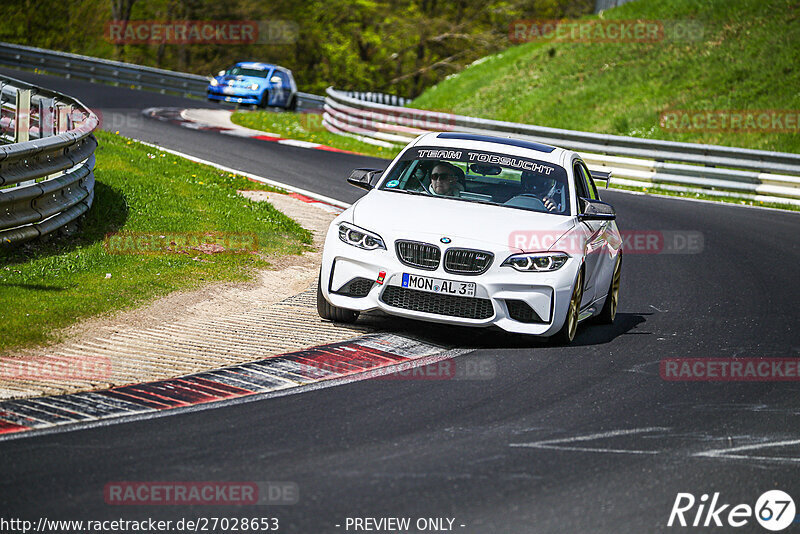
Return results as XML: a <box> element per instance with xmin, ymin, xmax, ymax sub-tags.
<box><xmin>596</xmin><ymin>254</ymin><xmax>622</xmax><ymax>324</ymax></box>
<box><xmin>317</xmin><ymin>275</ymin><xmax>359</xmax><ymax>324</ymax></box>
<box><xmin>258</xmin><ymin>90</ymin><xmax>270</xmax><ymax>109</ymax></box>
<box><xmin>553</xmin><ymin>269</ymin><xmax>584</xmax><ymax>345</ymax></box>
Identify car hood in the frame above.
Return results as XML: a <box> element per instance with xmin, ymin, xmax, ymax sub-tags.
<box><xmin>216</xmin><ymin>75</ymin><xmax>264</xmax><ymax>86</ymax></box>
<box><xmin>351</xmin><ymin>190</ymin><xmax>575</xmax><ymax>252</ymax></box>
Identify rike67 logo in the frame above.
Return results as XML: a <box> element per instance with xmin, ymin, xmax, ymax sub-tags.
<box><xmin>668</xmin><ymin>490</ymin><xmax>796</xmax><ymax>531</ymax></box>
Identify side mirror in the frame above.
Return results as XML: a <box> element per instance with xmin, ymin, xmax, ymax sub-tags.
<box><xmin>590</xmin><ymin>170</ymin><xmax>612</xmax><ymax>190</ymax></box>
<box><xmin>578</xmin><ymin>197</ymin><xmax>616</xmax><ymax>221</ymax></box>
<box><xmin>270</xmin><ymin>75</ymin><xmax>282</xmax><ymax>84</ymax></box>
<box><xmin>347</xmin><ymin>168</ymin><xmax>383</xmax><ymax>190</ymax></box>
<box><xmin>217</xmin><ymin>70</ymin><xmax>226</xmax><ymax>77</ymax></box>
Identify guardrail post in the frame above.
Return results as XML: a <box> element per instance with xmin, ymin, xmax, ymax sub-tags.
<box><xmin>0</xmin><ymin>80</ymin><xmax>8</xmax><ymax>142</ymax></box>
<box><xmin>14</xmin><ymin>88</ymin><xmax>36</xmax><ymax>187</ymax></box>
<box><xmin>39</xmin><ymin>97</ymin><xmax>56</xmax><ymax>138</ymax></box>
<box><xmin>56</xmin><ymin>103</ymin><xmax>70</xmax><ymax>133</ymax></box>
<box><xmin>13</xmin><ymin>88</ymin><xmax>30</xmax><ymax>144</ymax></box>
<box><xmin>40</xmin><ymin>98</ymin><xmax>64</xmax><ymax>181</ymax></box>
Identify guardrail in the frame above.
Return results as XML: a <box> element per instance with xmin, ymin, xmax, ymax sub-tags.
<box><xmin>340</xmin><ymin>91</ymin><xmax>408</xmax><ymax>107</ymax></box>
<box><xmin>323</xmin><ymin>88</ymin><xmax>800</xmax><ymax>207</ymax></box>
<box><xmin>0</xmin><ymin>42</ymin><xmax>325</xmax><ymax>112</ymax></box>
<box><xmin>0</xmin><ymin>74</ymin><xmax>98</xmax><ymax>248</ymax></box>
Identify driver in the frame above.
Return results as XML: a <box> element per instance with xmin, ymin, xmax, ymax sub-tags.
<box><xmin>428</xmin><ymin>162</ymin><xmax>465</xmax><ymax>197</ymax></box>
<box><xmin>520</xmin><ymin>170</ymin><xmax>560</xmax><ymax>212</ymax></box>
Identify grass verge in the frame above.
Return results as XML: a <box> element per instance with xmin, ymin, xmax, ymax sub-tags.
<box><xmin>230</xmin><ymin>110</ymin><xmax>397</xmax><ymax>159</ymax></box>
<box><xmin>0</xmin><ymin>130</ymin><xmax>312</xmax><ymax>354</ymax></box>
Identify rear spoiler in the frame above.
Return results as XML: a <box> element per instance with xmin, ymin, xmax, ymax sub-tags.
<box><xmin>590</xmin><ymin>170</ymin><xmax>612</xmax><ymax>189</ymax></box>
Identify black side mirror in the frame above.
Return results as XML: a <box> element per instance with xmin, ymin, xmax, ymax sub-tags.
<box><xmin>578</xmin><ymin>197</ymin><xmax>616</xmax><ymax>221</ymax></box>
<box><xmin>590</xmin><ymin>170</ymin><xmax>612</xmax><ymax>190</ymax></box>
<box><xmin>347</xmin><ymin>168</ymin><xmax>383</xmax><ymax>190</ymax></box>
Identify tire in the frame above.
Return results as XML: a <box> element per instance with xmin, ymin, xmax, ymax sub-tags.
<box><xmin>258</xmin><ymin>90</ymin><xmax>270</xmax><ymax>109</ymax></box>
<box><xmin>317</xmin><ymin>274</ymin><xmax>359</xmax><ymax>324</ymax></box>
<box><xmin>553</xmin><ymin>269</ymin><xmax>584</xmax><ymax>345</ymax></box>
<box><xmin>286</xmin><ymin>94</ymin><xmax>297</xmax><ymax>111</ymax></box>
<box><xmin>596</xmin><ymin>254</ymin><xmax>622</xmax><ymax>324</ymax></box>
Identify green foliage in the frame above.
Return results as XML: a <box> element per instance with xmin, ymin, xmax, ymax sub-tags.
<box><xmin>0</xmin><ymin>131</ymin><xmax>311</xmax><ymax>353</ymax></box>
<box><xmin>0</xmin><ymin>0</ymin><xmax>592</xmax><ymax>97</ymax></box>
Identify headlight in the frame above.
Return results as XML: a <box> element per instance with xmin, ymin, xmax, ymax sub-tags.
<box><xmin>210</xmin><ymin>79</ymin><xmax>219</xmax><ymax>86</ymax></box>
<box><xmin>338</xmin><ymin>222</ymin><xmax>385</xmax><ymax>251</ymax></box>
<box><xmin>502</xmin><ymin>252</ymin><xmax>570</xmax><ymax>272</ymax></box>
<box><xmin>250</xmin><ymin>83</ymin><xmax>259</xmax><ymax>91</ymax></box>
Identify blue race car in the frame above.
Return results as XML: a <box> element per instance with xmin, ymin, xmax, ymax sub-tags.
<box><xmin>207</xmin><ymin>62</ymin><xmax>298</xmax><ymax>110</ymax></box>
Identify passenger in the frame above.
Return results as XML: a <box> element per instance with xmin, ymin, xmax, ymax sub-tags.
<box><xmin>428</xmin><ymin>162</ymin><xmax>465</xmax><ymax>197</ymax></box>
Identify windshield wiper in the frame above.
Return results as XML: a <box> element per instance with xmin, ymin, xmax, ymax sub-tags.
<box><xmin>456</xmin><ymin>197</ymin><xmax>500</xmax><ymax>207</ymax></box>
<box><xmin>385</xmin><ymin>189</ymin><xmax>431</xmax><ymax>198</ymax></box>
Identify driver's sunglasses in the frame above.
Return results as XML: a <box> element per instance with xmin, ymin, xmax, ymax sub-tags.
<box><xmin>430</xmin><ymin>173</ymin><xmax>456</xmax><ymax>181</ymax></box>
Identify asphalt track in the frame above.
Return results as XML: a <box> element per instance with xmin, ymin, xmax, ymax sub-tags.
<box><xmin>2</xmin><ymin>67</ymin><xmax>800</xmax><ymax>533</ymax></box>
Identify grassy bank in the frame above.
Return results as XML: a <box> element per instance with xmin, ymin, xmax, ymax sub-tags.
<box><xmin>411</xmin><ymin>0</ymin><xmax>800</xmax><ymax>154</ymax></box>
<box><xmin>0</xmin><ymin>131</ymin><xmax>312</xmax><ymax>353</ymax></box>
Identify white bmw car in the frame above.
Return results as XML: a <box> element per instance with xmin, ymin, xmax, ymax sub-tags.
<box><xmin>317</xmin><ymin>132</ymin><xmax>622</xmax><ymax>343</ymax></box>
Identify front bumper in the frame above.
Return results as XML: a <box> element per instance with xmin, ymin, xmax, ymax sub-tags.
<box><xmin>207</xmin><ymin>87</ymin><xmax>260</xmax><ymax>104</ymax></box>
<box><xmin>320</xmin><ymin>228</ymin><xmax>580</xmax><ymax>336</ymax></box>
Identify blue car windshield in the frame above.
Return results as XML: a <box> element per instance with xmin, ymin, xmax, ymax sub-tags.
<box><xmin>226</xmin><ymin>67</ymin><xmax>269</xmax><ymax>78</ymax></box>
<box><xmin>378</xmin><ymin>147</ymin><xmax>571</xmax><ymax>215</ymax></box>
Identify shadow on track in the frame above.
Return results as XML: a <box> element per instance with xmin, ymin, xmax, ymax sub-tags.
<box><xmin>357</xmin><ymin>310</ymin><xmax>651</xmax><ymax>350</ymax></box>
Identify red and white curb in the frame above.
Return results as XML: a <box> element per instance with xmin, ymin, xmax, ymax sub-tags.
<box><xmin>0</xmin><ymin>334</ymin><xmax>469</xmax><ymax>441</ymax></box>
<box><xmin>142</xmin><ymin>107</ymin><xmax>360</xmax><ymax>155</ymax></box>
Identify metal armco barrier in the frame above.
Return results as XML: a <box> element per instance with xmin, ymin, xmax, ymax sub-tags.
<box><xmin>342</xmin><ymin>91</ymin><xmax>408</xmax><ymax>107</ymax></box>
<box><xmin>0</xmin><ymin>42</ymin><xmax>325</xmax><ymax>111</ymax></box>
<box><xmin>0</xmin><ymin>74</ymin><xmax>98</xmax><ymax>248</ymax></box>
<box><xmin>323</xmin><ymin>88</ymin><xmax>800</xmax><ymax>207</ymax></box>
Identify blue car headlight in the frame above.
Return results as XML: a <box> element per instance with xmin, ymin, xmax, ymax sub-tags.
<box><xmin>249</xmin><ymin>83</ymin><xmax>259</xmax><ymax>91</ymax></box>
<box><xmin>338</xmin><ymin>222</ymin><xmax>385</xmax><ymax>251</ymax></box>
<box><xmin>210</xmin><ymin>79</ymin><xmax>219</xmax><ymax>86</ymax></box>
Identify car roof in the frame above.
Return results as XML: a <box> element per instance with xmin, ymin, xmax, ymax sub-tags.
<box><xmin>234</xmin><ymin>62</ymin><xmax>277</xmax><ymax>70</ymax></box>
<box><xmin>411</xmin><ymin>132</ymin><xmax>568</xmax><ymax>165</ymax></box>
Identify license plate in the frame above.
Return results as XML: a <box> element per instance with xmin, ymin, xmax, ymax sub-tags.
<box><xmin>223</xmin><ymin>86</ymin><xmax>236</xmax><ymax>94</ymax></box>
<box><xmin>401</xmin><ymin>273</ymin><xmax>476</xmax><ymax>297</ymax></box>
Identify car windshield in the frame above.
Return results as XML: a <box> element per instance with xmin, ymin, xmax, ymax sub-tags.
<box><xmin>226</xmin><ymin>67</ymin><xmax>269</xmax><ymax>78</ymax></box>
<box><xmin>378</xmin><ymin>146</ymin><xmax>571</xmax><ymax>214</ymax></box>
